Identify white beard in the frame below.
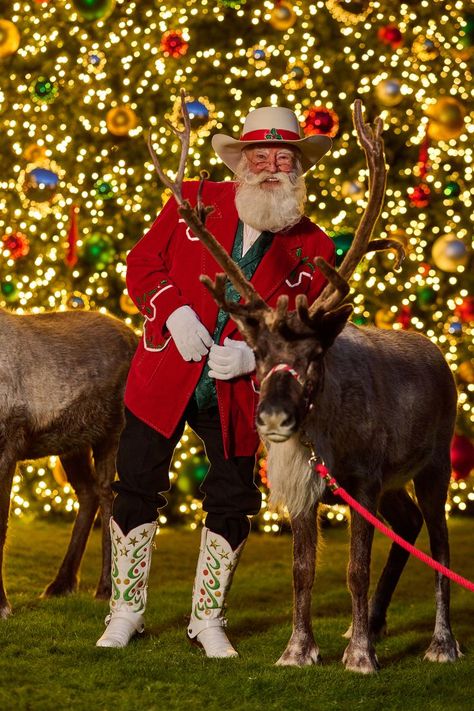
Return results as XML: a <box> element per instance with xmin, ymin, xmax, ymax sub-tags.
<box><xmin>234</xmin><ymin>161</ymin><xmax>307</xmax><ymax>234</ymax></box>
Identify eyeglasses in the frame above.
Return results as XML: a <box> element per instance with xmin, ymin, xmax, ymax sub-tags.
<box><xmin>246</xmin><ymin>150</ymin><xmax>295</xmax><ymax>170</ymax></box>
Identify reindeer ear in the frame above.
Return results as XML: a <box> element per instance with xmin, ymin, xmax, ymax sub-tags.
<box><xmin>318</xmin><ymin>304</ymin><xmax>353</xmax><ymax>350</ymax></box>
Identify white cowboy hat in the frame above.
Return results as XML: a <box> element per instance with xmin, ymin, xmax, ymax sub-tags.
<box><xmin>211</xmin><ymin>106</ymin><xmax>332</xmax><ymax>174</ymax></box>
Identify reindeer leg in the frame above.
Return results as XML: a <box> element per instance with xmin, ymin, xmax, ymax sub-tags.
<box><xmin>275</xmin><ymin>502</ymin><xmax>321</xmax><ymax>666</ymax></box>
<box><xmin>42</xmin><ymin>449</ymin><xmax>98</xmax><ymax>597</ymax></box>
<box><xmin>91</xmin><ymin>438</ymin><xmax>117</xmax><ymax>600</ymax></box>
<box><xmin>368</xmin><ymin>489</ymin><xmax>423</xmax><ymax>640</ymax></box>
<box><xmin>0</xmin><ymin>455</ymin><xmax>17</xmax><ymax>618</ymax></box>
<box><xmin>343</xmin><ymin>490</ymin><xmax>379</xmax><ymax>674</ymax></box>
<box><xmin>414</xmin><ymin>457</ymin><xmax>462</xmax><ymax>662</ymax></box>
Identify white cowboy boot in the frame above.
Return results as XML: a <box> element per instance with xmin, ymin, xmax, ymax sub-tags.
<box><xmin>187</xmin><ymin>526</ymin><xmax>246</xmax><ymax>658</ymax></box>
<box><xmin>96</xmin><ymin>518</ymin><xmax>157</xmax><ymax>648</ymax></box>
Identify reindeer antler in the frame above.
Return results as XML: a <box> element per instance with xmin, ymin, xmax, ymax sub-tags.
<box><xmin>308</xmin><ymin>99</ymin><xmax>387</xmax><ymax>316</ymax></box>
<box><xmin>147</xmin><ymin>89</ymin><xmax>270</xmax><ymax>315</ymax></box>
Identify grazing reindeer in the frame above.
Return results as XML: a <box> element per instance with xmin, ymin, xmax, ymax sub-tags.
<box><xmin>147</xmin><ymin>92</ymin><xmax>462</xmax><ymax>672</ymax></box>
<box><xmin>0</xmin><ymin>307</ymin><xmax>138</xmax><ymax>618</ymax></box>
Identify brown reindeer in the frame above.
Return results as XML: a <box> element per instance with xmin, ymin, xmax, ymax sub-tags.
<box><xmin>148</xmin><ymin>93</ymin><xmax>461</xmax><ymax>672</ymax></box>
<box><xmin>0</xmin><ymin>307</ymin><xmax>138</xmax><ymax>618</ymax></box>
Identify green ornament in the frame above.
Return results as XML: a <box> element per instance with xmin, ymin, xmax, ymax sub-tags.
<box><xmin>443</xmin><ymin>181</ymin><xmax>461</xmax><ymax>198</ymax></box>
<box><xmin>416</xmin><ymin>286</ymin><xmax>437</xmax><ymax>307</ymax></box>
<box><xmin>30</xmin><ymin>77</ymin><xmax>58</xmax><ymax>104</ymax></box>
<box><xmin>331</xmin><ymin>231</ymin><xmax>354</xmax><ymax>266</ymax></box>
<box><xmin>352</xmin><ymin>314</ymin><xmax>368</xmax><ymax>326</ymax></box>
<box><xmin>81</xmin><ymin>233</ymin><xmax>115</xmax><ymax>269</ymax></box>
<box><xmin>94</xmin><ymin>179</ymin><xmax>115</xmax><ymax>200</ymax></box>
<box><xmin>72</xmin><ymin>0</ymin><xmax>116</xmax><ymax>21</ymax></box>
<box><xmin>218</xmin><ymin>0</ymin><xmax>246</xmax><ymax>7</ymax></box>
<box><xmin>1</xmin><ymin>281</ymin><xmax>17</xmax><ymax>301</ymax></box>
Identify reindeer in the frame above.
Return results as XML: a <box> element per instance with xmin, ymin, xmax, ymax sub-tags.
<box><xmin>147</xmin><ymin>92</ymin><xmax>462</xmax><ymax>672</ymax></box>
<box><xmin>0</xmin><ymin>307</ymin><xmax>138</xmax><ymax>618</ymax></box>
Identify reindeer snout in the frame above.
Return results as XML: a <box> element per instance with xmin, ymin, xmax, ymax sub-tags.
<box><xmin>256</xmin><ymin>407</ymin><xmax>296</xmax><ymax>442</ymax></box>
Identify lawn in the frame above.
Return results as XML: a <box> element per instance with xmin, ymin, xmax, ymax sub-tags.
<box><xmin>0</xmin><ymin>516</ymin><xmax>473</xmax><ymax>711</ymax></box>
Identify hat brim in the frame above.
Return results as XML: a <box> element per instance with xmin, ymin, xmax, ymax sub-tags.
<box><xmin>211</xmin><ymin>133</ymin><xmax>332</xmax><ymax>174</ymax></box>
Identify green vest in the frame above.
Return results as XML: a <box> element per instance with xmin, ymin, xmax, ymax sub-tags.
<box><xmin>194</xmin><ymin>221</ymin><xmax>273</xmax><ymax>410</ymax></box>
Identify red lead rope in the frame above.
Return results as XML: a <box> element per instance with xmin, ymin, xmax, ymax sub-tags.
<box><xmin>314</xmin><ymin>461</ymin><xmax>474</xmax><ymax>593</ymax></box>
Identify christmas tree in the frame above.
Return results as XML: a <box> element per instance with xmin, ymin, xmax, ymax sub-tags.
<box><xmin>1</xmin><ymin>0</ymin><xmax>473</xmax><ymax>525</ymax></box>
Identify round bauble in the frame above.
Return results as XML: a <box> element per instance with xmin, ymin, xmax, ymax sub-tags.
<box><xmin>302</xmin><ymin>105</ymin><xmax>339</xmax><ymax>137</ymax></box>
<box><xmin>375</xmin><ymin>78</ymin><xmax>403</xmax><ymax>106</ymax></box>
<box><xmin>65</xmin><ymin>291</ymin><xmax>90</xmax><ymax>310</ymax></box>
<box><xmin>431</xmin><ymin>234</ymin><xmax>469</xmax><ymax>272</ymax></box>
<box><xmin>30</xmin><ymin>77</ymin><xmax>58</xmax><ymax>104</ymax></box>
<box><xmin>120</xmin><ymin>293</ymin><xmax>139</xmax><ymax>315</ymax></box>
<box><xmin>375</xmin><ymin>308</ymin><xmax>396</xmax><ymax>329</ymax></box>
<box><xmin>443</xmin><ymin>180</ymin><xmax>461</xmax><ymax>198</ymax></box>
<box><xmin>82</xmin><ymin>49</ymin><xmax>106</xmax><ymax>73</ymax></box>
<box><xmin>94</xmin><ymin>179</ymin><xmax>115</xmax><ymax>200</ymax></box>
<box><xmin>1</xmin><ymin>231</ymin><xmax>30</xmax><ymax>260</ymax></box>
<box><xmin>160</xmin><ymin>30</ymin><xmax>189</xmax><ymax>58</ymax></box>
<box><xmin>284</xmin><ymin>61</ymin><xmax>309</xmax><ymax>90</ymax></box>
<box><xmin>412</xmin><ymin>36</ymin><xmax>439</xmax><ymax>62</ymax></box>
<box><xmin>454</xmin><ymin>296</ymin><xmax>474</xmax><ymax>322</ymax></box>
<box><xmin>106</xmin><ymin>106</ymin><xmax>138</xmax><ymax>136</ymax></box>
<box><xmin>451</xmin><ymin>434</ymin><xmax>474</xmax><ymax>481</ymax></box>
<box><xmin>331</xmin><ymin>231</ymin><xmax>354</xmax><ymax>266</ymax></box>
<box><xmin>268</xmin><ymin>1</ymin><xmax>297</xmax><ymax>31</ymax></box>
<box><xmin>457</xmin><ymin>360</ymin><xmax>474</xmax><ymax>384</ymax></box>
<box><xmin>425</xmin><ymin>98</ymin><xmax>466</xmax><ymax>141</ymax></box>
<box><xmin>72</xmin><ymin>0</ymin><xmax>116</xmax><ymax>21</ymax></box>
<box><xmin>23</xmin><ymin>167</ymin><xmax>59</xmax><ymax>203</ymax></box>
<box><xmin>81</xmin><ymin>233</ymin><xmax>115</xmax><ymax>269</ymax></box>
<box><xmin>416</xmin><ymin>285</ymin><xmax>437</xmax><ymax>307</ymax></box>
<box><xmin>0</xmin><ymin>281</ymin><xmax>18</xmax><ymax>302</ymax></box>
<box><xmin>407</xmin><ymin>183</ymin><xmax>430</xmax><ymax>208</ymax></box>
<box><xmin>185</xmin><ymin>99</ymin><xmax>210</xmax><ymax>127</ymax></box>
<box><xmin>341</xmin><ymin>180</ymin><xmax>365</xmax><ymax>201</ymax></box>
<box><xmin>377</xmin><ymin>24</ymin><xmax>403</xmax><ymax>49</ymax></box>
<box><xmin>0</xmin><ymin>19</ymin><xmax>20</xmax><ymax>58</ymax></box>
<box><xmin>23</xmin><ymin>144</ymin><xmax>47</xmax><ymax>163</ymax></box>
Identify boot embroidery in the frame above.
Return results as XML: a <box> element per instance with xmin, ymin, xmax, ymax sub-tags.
<box><xmin>193</xmin><ymin>542</ymin><xmax>222</xmax><ymax>620</ymax></box>
<box><xmin>111</xmin><ymin>529</ymin><xmax>154</xmax><ymax>612</ymax></box>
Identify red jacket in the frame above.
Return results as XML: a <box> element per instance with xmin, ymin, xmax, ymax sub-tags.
<box><xmin>124</xmin><ymin>180</ymin><xmax>335</xmax><ymax>457</ymax></box>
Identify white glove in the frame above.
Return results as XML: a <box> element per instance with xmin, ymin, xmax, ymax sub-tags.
<box><xmin>166</xmin><ymin>305</ymin><xmax>213</xmax><ymax>362</ymax></box>
<box><xmin>208</xmin><ymin>337</ymin><xmax>256</xmax><ymax>381</ymax></box>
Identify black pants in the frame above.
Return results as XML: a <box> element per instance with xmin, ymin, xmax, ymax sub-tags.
<box><xmin>112</xmin><ymin>403</ymin><xmax>261</xmax><ymax>549</ymax></box>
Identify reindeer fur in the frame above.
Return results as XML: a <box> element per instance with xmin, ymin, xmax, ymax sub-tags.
<box><xmin>0</xmin><ymin>307</ymin><xmax>138</xmax><ymax>618</ymax></box>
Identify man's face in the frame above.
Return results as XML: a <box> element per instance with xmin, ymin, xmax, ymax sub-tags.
<box><xmin>244</xmin><ymin>145</ymin><xmax>297</xmax><ymax>189</ymax></box>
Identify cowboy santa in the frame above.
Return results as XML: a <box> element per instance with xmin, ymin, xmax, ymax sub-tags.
<box><xmin>96</xmin><ymin>106</ymin><xmax>335</xmax><ymax>656</ymax></box>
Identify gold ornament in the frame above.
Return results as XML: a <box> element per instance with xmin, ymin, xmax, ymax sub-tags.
<box><xmin>326</xmin><ymin>0</ymin><xmax>372</xmax><ymax>25</ymax></box>
<box><xmin>268</xmin><ymin>1</ymin><xmax>297</xmax><ymax>31</ymax></box>
<box><xmin>0</xmin><ymin>19</ymin><xmax>20</xmax><ymax>58</ymax></box>
<box><xmin>458</xmin><ymin>360</ymin><xmax>474</xmax><ymax>384</ymax></box>
<box><xmin>425</xmin><ymin>98</ymin><xmax>466</xmax><ymax>141</ymax></box>
<box><xmin>375</xmin><ymin>308</ymin><xmax>395</xmax><ymax>329</ymax></box>
<box><xmin>375</xmin><ymin>78</ymin><xmax>403</xmax><ymax>107</ymax></box>
<box><xmin>431</xmin><ymin>233</ymin><xmax>469</xmax><ymax>272</ymax></box>
<box><xmin>282</xmin><ymin>61</ymin><xmax>309</xmax><ymax>90</ymax></box>
<box><xmin>120</xmin><ymin>293</ymin><xmax>139</xmax><ymax>315</ymax></box>
<box><xmin>411</xmin><ymin>35</ymin><xmax>439</xmax><ymax>62</ymax></box>
<box><xmin>106</xmin><ymin>106</ymin><xmax>138</xmax><ymax>136</ymax></box>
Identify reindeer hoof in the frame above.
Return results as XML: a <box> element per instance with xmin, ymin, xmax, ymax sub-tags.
<box><xmin>0</xmin><ymin>603</ymin><xmax>12</xmax><ymax>619</ymax></box>
<box><xmin>424</xmin><ymin>636</ymin><xmax>463</xmax><ymax>663</ymax></box>
<box><xmin>275</xmin><ymin>645</ymin><xmax>321</xmax><ymax>667</ymax></box>
<box><xmin>343</xmin><ymin>642</ymin><xmax>379</xmax><ymax>674</ymax></box>
<box><xmin>41</xmin><ymin>579</ymin><xmax>78</xmax><ymax>598</ymax></box>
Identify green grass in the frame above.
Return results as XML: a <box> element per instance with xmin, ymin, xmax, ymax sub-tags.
<box><xmin>0</xmin><ymin>518</ymin><xmax>473</xmax><ymax>711</ymax></box>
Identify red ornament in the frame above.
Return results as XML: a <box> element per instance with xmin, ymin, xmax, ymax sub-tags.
<box><xmin>454</xmin><ymin>296</ymin><xmax>474</xmax><ymax>323</ymax></box>
<box><xmin>302</xmin><ymin>105</ymin><xmax>339</xmax><ymax>138</ymax></box>
<box><xmin>160</xmin><ymin>30</ymin><xmax>189</xmax><ymax>58</ymax></box>
<box><xmin>407</xmin><ymin>183</ymin><xmax>431</xmax><ymax>208</ymax></box>
<box><xmin>1</xmin><ymin>231</ymin><xmax>30</xmax><ymax>260</ymax></box>
<box><xmin>395</xmin><ymin>305</ymin><xmax>412</xmax><ymax>330</ymax></box>
<box><xmin>451</xmin><ymin>434</ymin><xmax>474</xmax><ymax>481</ymax></box>
<box><xmin>377</xmin><ymin>24</ymin><xmax>404</xmax><ymax>49</ymax></box>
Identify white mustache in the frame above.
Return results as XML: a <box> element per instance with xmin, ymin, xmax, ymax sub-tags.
<box><xmin>241</xmin><ymin>170</ymin><xmax>297</xmax><ymax>187</ymax></box>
